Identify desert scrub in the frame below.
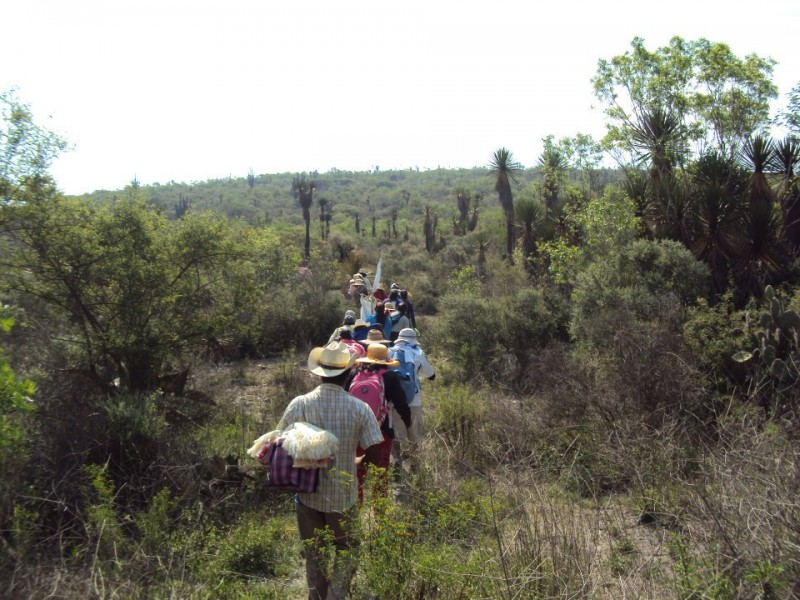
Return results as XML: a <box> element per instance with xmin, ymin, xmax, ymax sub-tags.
<box><xmin>188</xmin><ymin>512</ymin><xmax>300</xmax><ymax>582</ymax></box>
<box><xmin>354</xmin><ymin>488</ymin><xmax>501</xmax><ymax>599</ymax></box>
<box><xmin>428</xmin><ymin>382</ymin><xmax>487</xmax><ymax>459</ymax></box>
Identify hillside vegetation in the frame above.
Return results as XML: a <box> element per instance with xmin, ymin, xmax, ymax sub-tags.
<box><xmin>2</xmin><ymin>39</ymin><xmax>800</xmax><ymax>599</ymax></box>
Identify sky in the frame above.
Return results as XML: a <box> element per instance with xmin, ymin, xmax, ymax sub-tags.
<box><xmin>3</xmin><ymin>0</ymin><xmax>799</xmax><ymax>195</ymax></box>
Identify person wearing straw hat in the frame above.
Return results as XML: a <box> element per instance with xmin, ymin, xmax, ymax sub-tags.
<box><xmin>327</xmin><ymin>310</ymin><xmax>357</xmax><ymax>343</ymax></box>
<box><xmin>346</xmin><ymin>343</ymin><xmax>412</xmax><ymax>503</ymax></box>
<box><xmin>351</xmin><ymin>318</ymin><xmax>370</xmax><ymax>343</ymax></box>
<box><xmin>358</xmin><ymin>327</ymin><xmax>392</xmax><ymax>348</ymax></box>
<box><xmin>388</xmin><ymin>328</ymin><xmax>435</xmax><ymax>474</ymax></box>
<box><xmin>276</xmin><ymin>341</ymin><xmax>383</xmax><ymax>600</ymax></box>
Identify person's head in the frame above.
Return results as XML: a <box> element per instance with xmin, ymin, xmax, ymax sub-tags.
<box><xmin>395</xmin><ymin>328</ymin><xmax>418</xmax><ymax>346</ymax></box>
<box><xmin>337</xmin><ymin>328</ymin><xmax>353</xmax><ymax>340</ymax></box>
<box><xmin>308</xmin><ymin>342</ymin><xmax>356</xmax><ymax>383</ymax></box>
<box><xmin>353</xmin><ymin>319</ymin><xmax>369</xmax><ymax>331</ymax></box>
<box><xmin>399</xmin><ymin>289</ymin><xmax>409</xmax><ymax>300</ymax></box>
<box><xmin>388</xmin><ymin>290</ymin><xmax>400</xmax><ymax>302</ymax></box>
<box><xmin>390</xmin><ymin>282</ymin><xmax>400</xmax><ymax>291</ymax></box>
<box><xmin>343</xmin><ymin>310</ymin><xmax>356</xmax><ymax>325</ymax></box>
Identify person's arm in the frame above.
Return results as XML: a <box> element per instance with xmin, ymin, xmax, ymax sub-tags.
<box><xmin>327</xmin><ymin>327</ymin><xmax>340</xmax><ymax>344</ymax></box>
<box><xmin>418</xmin><ymin>352</ymin><xmax>435</xmax><ymax>380</ymax></box>
<box><xmin>382</xmin><ymin>371</ymin><xmax>412</xmax><ymax>427</ymax></box>
<box><xmin>358</xmin><ymin>403</ymin><xmax>384</xmax><ymax>466</ymax></box>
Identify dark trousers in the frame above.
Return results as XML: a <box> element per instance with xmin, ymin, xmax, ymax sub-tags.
<box><xmin>296</xmin><ymin>500</ymin><xmax>358</xmax><ymax>600</ymax></box>
<box><xmin>356</xmin><ymin>431</ymin><xmax>393</xmax><ymax>504</ymax></box>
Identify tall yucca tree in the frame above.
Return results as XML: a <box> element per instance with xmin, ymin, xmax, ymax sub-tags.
<box><xmin>735</xmin><ymin>136</ymin><xmax>785</xmax><ymax>303</ymax></box>
<box><xmin>538</xmin><ymin>140</ymin><xmax>567</xmax><ymax>210</ymax></box>
<box><xmin>774</xmin><ymin>137</ymin><xmax>800</xmax><ymax>253</ymax></box>
<box><xmin>734</xmin><ymin>197</ymin><xmax>785</xmax><ymax>305</ymax></box>
<box><xmin>630</xmin><ymin>106</ymin><xmax>689</xmax><ymax>241</ymax></box>
<box><xmin>292</xmin><ymin>174</ymin><xmax>315</xmax><ymax>261</ymax></box>
<box><xmin>488</xmin><ymin>148</ymin><xmax>523</xmax><ymax>261</ymax></box>
<box><xmin>423</xmin><ymin>206</ymin><xmax>434</xmax><ymax>253</ymax></box>
<box><xmin>515</xmin><ymin>197</ymin><xmax>544</xmax><ymax>273</ymax></box>
<box><xmin>742</xmin><ymin>135</ymin><xmax>776</xmax><ymax>211</ymax></box>
<box><xmin>688</xmin><ymin>152</ymin><xmax>748</xmax><ymax>301</ymax></box>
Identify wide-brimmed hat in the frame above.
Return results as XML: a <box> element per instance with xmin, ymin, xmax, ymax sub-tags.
<box><xmin>362</xmin><ymin>329</ymin><xmax>390</xmax><ymax>344</ymax></box>
<box><xmin>356</xmin><ymin>343</ymin><xmax>400</xmax><ymax>366</ymax></box>
<box><xmin>353</xmin><ymin>319</ymin><xmax>369</xmax><ymax>329</ymax></box>
<box><xmin>396</xmin><ymin>328</ymin><xmax>418</xmax><ymax>344</ymax></box>
<box><xmin>307</xmin><ymin>341</ymin><xmax>356</xmax><ymax>376</ymax></box>
<box><xmin>383</xmin><ymin>301</ymin><xmax>395</xmax><ymax>311</ymax></box>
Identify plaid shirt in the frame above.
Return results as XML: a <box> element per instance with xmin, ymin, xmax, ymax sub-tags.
<box><xmin>278</xmin><ymin>383</ymin><xmax>383</xmax><ymax>513</ymax></box>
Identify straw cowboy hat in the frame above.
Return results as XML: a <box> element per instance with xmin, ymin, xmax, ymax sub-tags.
<box><xmin>356</xmin><ymin>343</ymin><xmax>400</xmax><ymax>367</ymax></box>
<box><xmin>307</xmin><ymin>341</ymin><xmax>356</xmax><ymax>376</ymax></box>
<box><xmin>353</xmin><ymin>319</ymin><xmax>369</xmax><ymax>329</ymax></box>
<box><xmin>361</xmin><ymin>329</ymin><xmax>391</xmax><ymax>344</ymax></box>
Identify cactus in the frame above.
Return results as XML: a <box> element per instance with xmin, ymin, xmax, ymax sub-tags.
<box><xmin>733</xmin><ymin>285</ymin><xmax>800</xmax><ymax>384</ymax></box>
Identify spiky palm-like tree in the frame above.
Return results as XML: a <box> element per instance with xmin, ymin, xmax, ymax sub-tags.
<box><xmin>292</xmin><ymin>173</ymin><xmax>315</xmax><ymax>260</ymax></box>
<box><xmin>488</xmin><ymin>148</ymin><xmax>523</xmax><ymax>261</ymax></box>
<box><xmin>468</xmin><ymin>193</ymin><xmax>481</xmax><ymax>232</ymax></box>
<box><xmin>725</xmin><ymin>135</ymin><xmax>785</xmax><ymax>303</ymax></box>
<box><xmin>688</xmin><ymin>152</ymin><xmax>748</xmax><ymax>301</ymax></box>
<box><xmin>473</xmin><ymin>230</ymin><xmax>491</xmax><ymax>282</ymax></box>
<box><xmin>538</xmin><ymin>141</ymin><xmax>567</xmax><ymax>210</ymax></box>
<box><xmin>423</xmin><ymin>206</ymin><xmax>434</xmax><ymax>253</ymax></box>
<box><xmin>742</xmin><ymin>134</ymin><xmax>776</xmax><ymax>211</ymax></box>
<box><xmin>515</xmin><ymin>197</ymin><xmax>544</xmax><ymax>272</ymax></box>
<box><xmin>774</xmin><ymin>137</ymin><xmax>800</xmax><ymax>252</ymax></box>
<box><xmin>318</xmin><ymin>197</ymin><xmax>328</xmax><ymax>241</ymax></box>
<box><xmin>631</xmin><ymin>106</ymin><xmax>689</xmax><ymax>241</ymax></box>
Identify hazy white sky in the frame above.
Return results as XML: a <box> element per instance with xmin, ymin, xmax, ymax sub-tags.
<box><xmin>3</xmin><ymin>0</ymin><xmax>798</xmax><ymax>195</ymax></box>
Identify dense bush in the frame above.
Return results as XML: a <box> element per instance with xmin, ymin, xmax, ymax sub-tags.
<box><xmin>571</xmin><ymin>238</ymin><xmax>710</xmax><ymax>344</ymax></box>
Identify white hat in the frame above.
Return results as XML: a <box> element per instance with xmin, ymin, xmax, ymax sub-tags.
<box><xmin>307</xmin><ymin>342</ymin><xmax>356</xmax><ymax>376</ymax></box>
<box><xmin>396</xmin><ymin>328</ymin><xmax>418</xmax><ymax>344</ymax></box>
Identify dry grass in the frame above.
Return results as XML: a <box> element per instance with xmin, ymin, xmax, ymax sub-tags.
<box><xmin>8</xmin><ymin>358</ymin><xmax>800</xmax><ymax>599</ymax></box>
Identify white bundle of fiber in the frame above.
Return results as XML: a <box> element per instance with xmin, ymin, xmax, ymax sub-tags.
<box><xmin>281</xmin><ymin>422</ymin><xmax>339</xmax><ymax>461</ymax></box>
<box><xmin>246</xmin><ymin>429</ymin><xmax>281</xmax><ymax>459</ymax></box>
<box><xmin>246</xmin><ymin>422</ymin><xmax>339</xmax><ymax>462</ymax></box>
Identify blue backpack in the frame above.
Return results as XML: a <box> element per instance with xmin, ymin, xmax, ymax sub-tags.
<box><xmin>390</xmin><ymin>346</ymin><xmax>417</xmax><ymax>404</ymax></box>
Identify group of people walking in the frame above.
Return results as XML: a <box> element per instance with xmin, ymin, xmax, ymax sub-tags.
<box><xmin>273</xmin><ymin>274</ymin><xmax>435</xmax><ymax>599</ymax></box>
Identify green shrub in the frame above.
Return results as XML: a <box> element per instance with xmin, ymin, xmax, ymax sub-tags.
<box><xmin>428</xmin><ymin>383</ymin><xmax>487</xmax><ymax>460</ymax></box>
<box><xmin>82</xmin><ymin>463</ymin><xmax>125</xmax><ymax>559</ymax></box>
<box><xmin>496</xmin><ymin>286</ymin><xmax>568</xmax><ymax>375</ymax></box>
<box><xmin>683</xmin><ymin>293</ymin><xmax>747</xmax><ymax>384</ymax></box>
<box><xmin>428</xmin><ymin>292</ymin><xmax>499</xmax><ymax>380</ymax></box>
<box><xmin>354</xmin><ymin>484</ymin><xmax>502</xmax><ymax>599</ymax></box>
<box><xmin>258</xmin><ymin>284</ymin><xmax>347</xmax><ymax>353</ymax></box>
<box><xmin>137</xmin><ymin>488</ymin><xmax>175</xmax><ymax>555</ymax></box>
<box><xmin>210</xmin><ymin>514</ymin><xmax>298</xmax><ymax>580</ymax></box>
<box><xmin>571</xmin><ymin>238</ymin><xmax>709</xmax><ymax>343</ymax></box>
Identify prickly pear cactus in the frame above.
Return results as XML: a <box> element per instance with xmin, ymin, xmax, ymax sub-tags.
<box><xmin>732</xmin><ymin>285</ymin><xmax>800</xmax><ymax>384</ymax></box>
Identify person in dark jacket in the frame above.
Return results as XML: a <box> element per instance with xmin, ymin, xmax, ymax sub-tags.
<box><xmin>346</xmin><ymin>343</ymin><xmax>412</xmax><ymax>502</ymax></box>
<box><xmin>399</xmin><ymin>289</ymin><xmax>416</xmax><ymax>329</ymax></box>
